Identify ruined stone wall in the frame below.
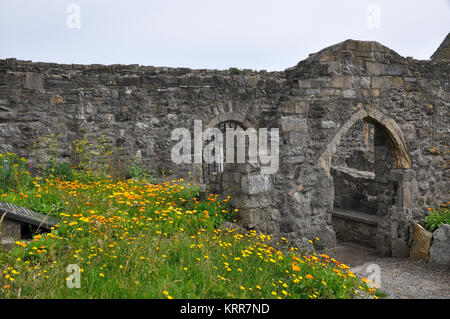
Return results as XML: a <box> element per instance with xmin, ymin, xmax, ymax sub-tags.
<box><xmin>280</xmin><ymin>39</ymin><xmax>449</xmax><ymax>254</ymax></box>
<box><xmin>0</xmin><ymin>59</ymin><xmax>285</xmax><ymax>179</ymax></box>
<box><xmin>0</xmin><ymin>37</ymin><xmax>448</xmax><ymax>256</ymax></box>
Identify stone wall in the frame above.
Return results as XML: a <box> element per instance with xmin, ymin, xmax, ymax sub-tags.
<box><xmin>331</xmin><ymin>119</ymin><xmax>374</xmax><ymax>171</ymax></box>
<box><xmin>0</xmin><ymin>35</ymin><xmax>448</xmax><ymax>256</ymax></box>
<box><xmin>0</xmin><ymin>60</ymin><xmax>285</xmax><ymax>180</ymax></box>
<box><xmin>331</xmin><ymin>166</ymin><xmax>376</xmax><ymax>214</ymax></box>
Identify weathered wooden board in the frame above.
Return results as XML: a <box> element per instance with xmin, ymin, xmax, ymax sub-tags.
<box><xmin>0</xmin><ymin>202</ymin><xmax>59</xmax><ymax>230</ymax></box>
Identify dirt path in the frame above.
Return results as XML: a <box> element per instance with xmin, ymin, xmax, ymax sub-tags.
<box><xmin>331</xmin><ymin>242</ymin><xmax>450</xmax><ymax>299</ymax></box>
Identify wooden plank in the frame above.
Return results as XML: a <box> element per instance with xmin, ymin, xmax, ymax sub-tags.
<box><xmin>0</xmin><ymin>202</ymin><xmax>59</xmax><ymax>230</ymax></box>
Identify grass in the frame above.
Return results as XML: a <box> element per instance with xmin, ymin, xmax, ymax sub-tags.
<box><xmin>0</xmin><ymin>152</ymin><xmax>379</xmax><ymax>299</ymax></box>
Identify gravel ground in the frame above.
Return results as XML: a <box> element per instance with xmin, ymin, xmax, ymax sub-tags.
<box><xmin>332</xmin><ymin>242</ymin><xmax>450</xmax><ymax>299</ymax></box>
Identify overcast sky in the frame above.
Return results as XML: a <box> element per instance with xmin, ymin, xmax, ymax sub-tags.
<box><xmin>1</xmin><ymin>0</ymin><xmax>449</xmax><ymax>71</ymax></box>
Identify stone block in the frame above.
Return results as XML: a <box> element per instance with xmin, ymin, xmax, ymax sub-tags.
<box><xmin>356</xmin><ymin>41</ymin><xmax>372</xmax><ymax>52</ymax></box>
<box><xmin>330</xmin><ymin>75</ymin><xmax>352</xmax><ymax>88</ymax></box>
<box><xmin>342</xmin><ymin>89</ymin><xmax>356</xmax><ymax>98</ymax></box>
<box><xmin>0</xmin><ymin>218</ymin><xmax>21</xmax><ymax>240</ymax></box>
<box><xmin>332</xmin><ymin>213</ymin><xmax>377</xmax><ymax>248</ymax></box>
<box><xmin>371</xmin><ymin>77</ymin><xmax>390</xmax><ymax>89</ymax></box>
<box><xmin>295</xmin><ymin>101</ymin><xmax>309</xmax><ymax>114</ymax></box>
<box><xmin>429</xmin><ymin>224</ymin><xmax>450</xmax><ymax>267</ymax></box>
<box><xmin>351</xmin><ymin>76</ymin><xmax>371</xmax><ymax>88</ymax></box>
<box><xmin>370</xmin><ymin>89</ymin><xmax>380</xmax><ymax>97</ymax></box>
<box><xmin>298</xmin><ymin>79</ymin><xmax>311</xmax><ymax>88</ymax></box>
<box><xmin>116</xmin><ymin>76</ymin><xmax>140</xmax><ymax>86</ymax></box>
<box><xmin>409</xmin><ymin>222</ymin><xmax>432</xmax><ymax>261</ymax></box>
<box><xmin>305</xmin><ymin>88</ymin><xmax>321</xmax><ymax>95</ymax></box>
<box><xmin>279</xmin><ymin>116</ymin><xmax>308</xmax><ymax>133</ymax></box>
<box><xmin>280</xmin><ymin>101</ymin><xmax>308</xmax><ymax>114</ymax></box>
<box><xmin>280</xmin><ymin>102</ymin><xmax>296</xmax><ymax>114</ymax></box>
<box><xmin>320</xmin><ymin>120</ymin><xmax>336</xmax><ymax>129</ymax></box>
<box><xmin>389</xmin><ymin>76</ymin><xmax>404</xmax><ymax>88</ymax></box>
<box><xmin>24</xmin><ymin>72</ymin><xmax>44</xmax><ymax>90</ymax></box>
<box><xmin>326</xmin><ymin>61</ymin><xmax>339</xmax><ymax>74</ymax></box>
<box><xmin>51</xmin><ymin>95</ymin><xmax>64</xmax><ymax>104</ymax></box>
<box><xmin>289</xmin><ymin>132</ymin><xmax>308</xmax><ymax>147</ymax></box>
<box><xmin>45</xmin><ymin>78</ymin><xmax>76</xmax><ymax>89</ymax></box>
<box><xmin>389</xmin><ymin>169</ymin><xmax>415</xmax><ymax>182</ymax></box>
<box><xmin>241</xmin><ymin>174</ymin><xmax>273</xmax><ymax>195</ymax></box>
<box><xmin>365</xmin><ymin>62</ymin><xmax>386</xmax><ymax>75</ymax></box>
<box><xmin>391</xmin><ymin>238</ymin><xmax>410</xmax><ymax>258</ymax></box>
<box><xmin>385</xmin><ymin>64</ymin><xmax>407</xmax><ymax>76</ymax></box>
<box><xmin>320</xmin><ymin>88</ymin><xmax>341</xmax><ymax>96</ymax></box>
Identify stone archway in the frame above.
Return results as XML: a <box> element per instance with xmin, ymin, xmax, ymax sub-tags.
<box><xmin>318</xmin><ymin>105</ymin><xmax>414</xmax><ymax>256</ymax></box>
<box><xmin>199</xmin><ymin>112</ymin><xmax>256</xmax><ymax>189</ymax></box>
<box><xmin>318</xmin><ymin>106</ymin><xmax>411</xmax><ymax>174</ymax></box>
<box><xmin>198</xmin><ymin>113</ymin><xmax>279</xmax><ymax>234</ymax></box>
<box><xmin>202</xmin><ymin>119</ymin><xmax>245</xmax><ymax>194</ymax></box>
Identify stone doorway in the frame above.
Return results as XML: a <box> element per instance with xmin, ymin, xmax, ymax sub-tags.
<box><xmin>319</xmin><ymin>107</ymin><xmax>412</xmax><ymax>256</ymax></box>
<box><xmin>202</xmin><ymin>120</ymin><xmax>244</xmax><ymax>194</ymax></box>
<box><xmin>330</xmin><ymin>119</ymin><xmax>383</xmax><ymax>249</ymax></box>
<box><xmin>201</xmin><ymin>119</ymin><xmax>252</xmax><ymax>223</ymax></box>
<box><xmin>201</xmin><ymin>118</ymin><xmax>278</xmax><ymax>234</ymax></box>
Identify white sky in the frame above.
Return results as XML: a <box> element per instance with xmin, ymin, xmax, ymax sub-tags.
<box><xmin>1</xmin><ymin>0</ymin><xmax>449</xmax><ymax>71</ymax></box>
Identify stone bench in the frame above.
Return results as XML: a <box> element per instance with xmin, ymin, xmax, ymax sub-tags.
<box><xmin>332</xmin><ymin>208</ymin><xmax>379</xmax><ymax>248</ymax></box>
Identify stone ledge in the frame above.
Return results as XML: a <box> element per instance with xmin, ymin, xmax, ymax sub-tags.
<box><xmin>332</xmin><ymin>208</ymin><xmax>379</xmax><ymax>226</ymax></box>
<box><xmin>331</xmin><ymin>166</ymin><xmax>375</xmax><ymax>180</ymax></box>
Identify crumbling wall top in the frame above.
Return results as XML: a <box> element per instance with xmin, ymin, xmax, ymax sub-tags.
<box><xmin>431</xmin><ymin>32</ymin><xmax>450</xmax><ymax>60</ymax></box>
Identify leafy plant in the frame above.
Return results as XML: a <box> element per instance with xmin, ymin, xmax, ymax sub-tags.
<box><xmin>71</xmin><ymin>134</ymin><xmax>127</xmax><ymax>182</ymax></box>
<box><xmin>31</xmin><ymin>134</ymin><xmax>75</xmax><ymax>181</ymax></box>
<box><xmin>127</xmin><ymin>150</ymin><xmax>155</xmax><ymax>183</ymax></box>
<box><xmin>43</xmin><ymin>161</ymin><xmax>74</xmax><ymax>181</ymax></box>
<box><xmin>0</xmin><ymin>152</ymin><xmax>33</xmax><ymax>192</ymax></box>
<box><xmin>424</xmin><ymin>204</ymin><xmax>450</xmax><ymax>232</ymax></box>
<box><xmin>0</xmin><ymin>176</ymin><xmax>377</xmax><ymax>299</ymax></box>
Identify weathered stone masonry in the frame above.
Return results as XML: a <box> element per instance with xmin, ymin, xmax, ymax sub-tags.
<box><xmin>0</xmin><ymin>35</ymin><xmax>448</xmax><ymax>257</ymax></box>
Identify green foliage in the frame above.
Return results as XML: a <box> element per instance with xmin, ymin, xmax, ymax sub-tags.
<box><xmin>127</xmin><ymin>150</ymin><xmax>155</xmax><ymax>183</ymax></box>
<box><xmin>69</xmin><ymin>134</ymin><xmax>126</xmax><ymax>182</ymax></box>
<box><xmin>31</xmin><ymin>134</ymin><xmax>60</xmax><ymax>167</ymax></box>
<box><xmin>0</xmin><ymin>152</ymin><xmax>33</xmax><ymax>192</ymax></box>
<box><xmin>0</xmin><ymin>140</ymin><xmax>378</xmax><ymax>299</ymax></box>
<box><xmin>424</xmin><ymin>205</ymin><xmax>450</xmax><ymax>232</ymax></box>
<box><xmin>31</xmin><ymin>133</ymin><xmax>157</xmax><ymax>183</ymax></box>
<box><xmin>187</xmin><ymin>194</ymin><xmax>233</xmax><ymax>230</ymax></box>
<box><xmin>43</xmin><ymin>161</ymin><xmax>74</xmax><ymax>181</ymax></box>
<box><xmin>229</xmin><ymin>67</ymin><xmax>243</xmax><ymax>75</ymax></box>
<box><xmin>0</xmin><ymin>176</ymin><xmax>376</xmax><ymax>299</ymax></box>
<box><xmin>71</xmin><ymin>134</ymin><xmax>116</xmax><ymax>180</ymax></box>
<box><xmin>31</xmin><ymin>134</ymin><xmax>75</xmax><ymax>182</ymax></box>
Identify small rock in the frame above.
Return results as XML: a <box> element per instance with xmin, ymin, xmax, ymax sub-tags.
<box><xmin>418</xmin><ymin>182</ymin><xmax>430</xmax><ymax>191</ymax></box>
<box><xmin>429</xmin><ymin>224</ymin><xmax>450</xmax><ymax>267</ymax></box>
